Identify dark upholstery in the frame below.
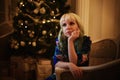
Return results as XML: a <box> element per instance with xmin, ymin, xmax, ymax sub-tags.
<box><xmin>55</xmin><ymin>39</ymin><xmax>120</xmax><ymax>80</ymax></box>
<box><xmin>89</xmin><ymin>39</ymin><xmax>117</xmax><ymax>66</ymax></box>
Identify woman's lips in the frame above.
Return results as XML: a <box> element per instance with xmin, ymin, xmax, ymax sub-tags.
<box><xmin>65</xmin><ymin>30</ymin><xmax>73</xmax><ymax>35</ymax></box>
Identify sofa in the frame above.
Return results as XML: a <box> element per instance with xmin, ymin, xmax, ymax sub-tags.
<box><xmin>55</xmin><ymin>39</ymin><xmax>120</xmax><ymax>80</ymax></box>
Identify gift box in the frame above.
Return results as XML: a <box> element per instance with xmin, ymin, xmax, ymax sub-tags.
<box><xmin>36</xmin><ymin>59</ymin><xmax>52</xmax><ymax>80</ymax></box>
<box><xmin>10</xmin><ymin>56</ymin><xmax>52</xmax><ymax>80</ymax></box>
<box><xmin>10</xmin><ymin>56</ymin><xmax>36</xmax><ymax>80</ymax></box>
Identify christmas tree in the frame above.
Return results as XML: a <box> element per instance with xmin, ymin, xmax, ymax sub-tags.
<box><xmin>9</xmin><ymin>0</ymin><xmax>70</xmax><ymax>58</ymax></box>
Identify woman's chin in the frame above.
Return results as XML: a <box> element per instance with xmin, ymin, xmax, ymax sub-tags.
<box><xmin>65</xmin><ymin>35</ymin><xmax>71</xmax><ymax>38</ymax></box>
<box><xmin>64</xmin><ymin>33</ymin><xmax>71</xmax><ymax>38</ymax></box>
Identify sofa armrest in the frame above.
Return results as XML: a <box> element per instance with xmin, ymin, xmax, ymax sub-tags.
<box><xmin>55</xmin><ymin>59</ymin><xmax>120</xmax><ymax>80</ymax></box>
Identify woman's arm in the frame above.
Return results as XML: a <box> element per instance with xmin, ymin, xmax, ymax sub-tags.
<box><xmin>67</xmin><ymin>30</ymin><xmax>80</xmax><ymax>65</ymax></box>
<box><xmin>55</xmin><ymin>61</ymin><xmax>69</xmax><ymax>69</ymax></box>
<box><xmin>55</xmin><ymin>61</ymin><xmax>82</xmax><ymax>79</ymax></box>
<box><xmin>68</xmin><ymin>39</ymin><xmax>78</xmax><ymax>64</ymax></box>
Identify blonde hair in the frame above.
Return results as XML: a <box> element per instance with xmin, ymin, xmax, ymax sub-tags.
<box><xmin>58</xmin><ymin>13</ymin><xmax>84</xmax><ymax>51</ymax></box>
<box><xmin>60</xmin><ymin>13</ymin><xmax>84</xmax><ymax>36</ymax></box>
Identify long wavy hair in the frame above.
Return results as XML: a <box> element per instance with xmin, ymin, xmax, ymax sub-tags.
<box><xmin>58</xmin><ymin>13</ymin><xmax>85</xmax><ymax>54</ymax></box>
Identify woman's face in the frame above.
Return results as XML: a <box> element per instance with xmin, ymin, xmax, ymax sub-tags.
<box><xmin>61</xmin><ymin>19</ymin><xmax>79</xmax><ymax>37</ymax></box>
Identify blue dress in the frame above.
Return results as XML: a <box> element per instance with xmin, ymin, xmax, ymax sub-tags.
<box><xmin>46</xmin><ymin>36</ymin><xmax>91</xmax><ymax>80</ymax></box>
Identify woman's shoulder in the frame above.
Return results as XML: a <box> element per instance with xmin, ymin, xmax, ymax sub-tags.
<box><xmin>83</xmin><ymin>35</ymin><xmax>92</xmax><ymax>44</ymax></box>
<box><xmin>83</xmin><ymin>35</ymin><xmax>90</xmax><ymax>39</ymax></box>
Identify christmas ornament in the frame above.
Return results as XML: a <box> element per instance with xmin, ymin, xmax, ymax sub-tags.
<box><xmin>28</xmin><ymin>30</ymin><xmax>35</xmax><ymax>38</ymax></box>
<box><xmin>29</xmin><ymin>33</ymin><xmax>34</xmax><ymax>38</ymax></box>
<box><xmin>18</xmin><ymin>20</ymin><xmax>23</xmax><ymax>25</ymax></box>
<box><xmin>33</xmin><ymin>8</ymin><xmax>39</xmax><ymax>14</ymax></box>
<box><xmin>39</xmin><ymin>7</ymin><xmax>46</xmax><ymax>14</ymax></box>
<box><xmin>42</xmin><ymin>30</ymin><xmax>47</xmax><ymax>35</ymax></box>
<box><xmin>32</xmin><ymin>41</ymin><xmax>36</xmax><ymax>47</ymax></box>
<box><xmin>20</xmin><ymin>41</ymin><xmax>26</xmax><ymax>46</ymax></box>
<box><xmin>25</xmin><ymin>20</ymin><xmax>29</xmax><ymax>24</ymax></box>
<box><xmin>42</xmin><ymin>19</ymin><xmax>46</xmax><ymax>23</ymax></box>
<box><xmin>27</xmin><ymin>0</ymin><xmax>33</xmax><ymax>3</ymax></box>
<box><xmin>19</xmin><ymin>2</ymin><xmax>25</xmax><ymax>8</ymax></box>
<box><xmin>25</xmin><ymin>25</ymin><xmax>28</xmax><ymax>28</ymax></box>
<box><xmin>11</xmin><ymin>39</ymin><xmax>19</xmax><ymax>49</ymax></box>
<box><xmin>28</xmin><ymin>41</ymin><xmax>32</xmax><ymax>45</ymax></box>
<box><xmin>20</xmin><ymin>30</ymin><xmax>24</xmax><ymax>34</ymax></box>
<box><xmin>49</xmin><ymin>33</ymin><xmax>52</xmax><ymax>36</ymax></box>
<box><xmin>33</xmin><ymin>0</ymin><xmax>44</xmax><ymax>14</ymax></box>
<box><xmin>37</xmin><ymin>48</ymin><xmax>47</xmax><ymax>54</ymax></box>
<box><xmin>50</xmin><ymin>10</ymin><xmax>55</xmax><ymax>16</ymax></box>
<box><xmin>14</xmin><ymin>45</ymin><xmax>19</xmax><ymax>49</ymax></box>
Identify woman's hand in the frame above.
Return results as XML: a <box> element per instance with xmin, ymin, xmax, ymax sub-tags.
<box><xmin>68</xmin><ymin>62</ymin><xmax>83</xmax><ymax>79</ymax></box>
<box><xmin>80</xmin><ymin>54</ymin><xmax>88</xmax><ymax>64</ymax></box>
<box><xmin>68</xmin><ymin>29</ymin><xmax>80</xmax><ymax>41</ymax></box>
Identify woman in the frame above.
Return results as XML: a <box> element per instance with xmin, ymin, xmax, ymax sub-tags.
<box><xmin>46</xmin><ymin>12</ymin><xmax>91</xmax><ymax>80</ymax></box>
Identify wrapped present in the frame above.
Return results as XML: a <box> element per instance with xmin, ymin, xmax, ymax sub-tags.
<box><xmin>37</xmin><ymin>73</ymin><xmax>51</xmax><ymax>80</ymax></box>
<box><xmin>10</xmin><ymin>56</ymin><xmax>36</xmax><ymax>80</ymax></box>
<box><xmin>10</xmin><ymin>56</ymin><xmax>52</xmax><ymax>80</ymax></box>
<box><xmin>23</xmin><ymin>56</ymin><xmax>36</xmax><ymax>72</ymax></box>
<box><xmin>10</xmin><ymin>56</ymin><xmax>25</xmax><ymax>80</ymax></box>
<box><xmin>36</xmin><ymin>59</ymin><xmax>52</xmax><ymax>80</ymax></box>
<box><xmin>37</xmin><ymin>58</ymin><xmax>51</xmax><ymax>65</ymax></box>
<box><xmin>37</xmin><ymin>63</ymin><xmax>52</xmax><ymax>74</ymax></box>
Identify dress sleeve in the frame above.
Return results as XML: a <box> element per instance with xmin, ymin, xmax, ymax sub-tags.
<box><xmin>52</xmin><ymin>38</ymin><xmax>62</xmax><ymax>66</ymax></box>
<box><xmin>81</xmin><ymin>36</ymin><xmax>92</xmax><ymax>54</ymax></box>
<box><xmin>53</xmin><ymin>46</ymin><xmax>61</xmax><ymax>65</ymax></box>
<box><xmin>77</xmin><ymin>36</ymin><xmax>92</xmax><ymax>66</ymax></box>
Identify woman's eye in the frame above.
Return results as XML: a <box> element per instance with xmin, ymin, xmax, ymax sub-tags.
<box><xmin>62</xmin><ymin>23</ymin><xmax>66</xmax><ymax>27</ymax></box>
<box><xmin>69</xmin><ymin>22</ymin><xmax>75</xmax><ymax>25</ymax></box>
